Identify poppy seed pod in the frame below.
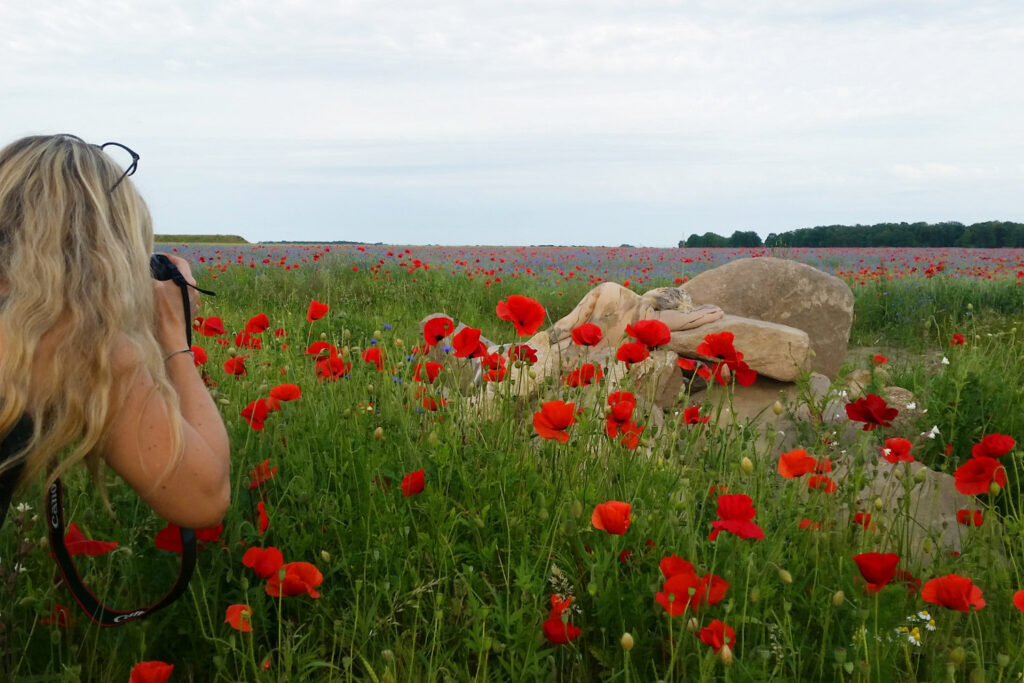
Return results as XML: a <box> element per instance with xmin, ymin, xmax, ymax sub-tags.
<box><xmin>778</xmin><ymin>568</ymin><xmax>793</xmax><ymax>584</ymax></box>
<box><xmin>873</xmin><ymin>497</ymin><xmax>884</xmax><ymax>510</ymax></box>
<box><xmin>772</xmin><ymin>400</ymin><xmax>783</xmax><ymax>416</ymax></box>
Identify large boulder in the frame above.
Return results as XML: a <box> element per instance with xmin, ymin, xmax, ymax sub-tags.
<box><xmin>682</xmin><ymin>257</ymin><xmax>854</xmax><ymax>378</ymax></box>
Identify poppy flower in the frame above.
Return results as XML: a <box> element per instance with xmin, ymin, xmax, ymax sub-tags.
<box><xmin>224</xmin><ymin>357</ymin><xmax>247</xmax><ymax>376</ymax></box>
<box><xmin>242</xmin><ymin>546</ymin><xmax>285</xmax><ymax>579</ymax></box>
<box><xmin>696</xmin><ymin>331</ymin><xmax>742</xmax><ymax>364</ymax></box>
<box><xmin>571</xmin><ymin>323</ymin><xmax>603</xmax><ymax>346</ymax></box>
<box><xmin>413</xmin><ymin>361</ymin><xmax>443</xmax><ymax>383</ymax></box>
<box><xmin>956</xmin><ymin>509</ymin><xmax>983</xmax><ymax>527</ymax></box>
<box><xmin>777</xmin><ymin>449</ymin><xmax>818</xmax><ymax>478</ymax></box>
<box><xmin>681</xmin><ymin>405</ymin><xmax>709</xmax><ymax>425</ymax></box>
<box><xmin>508</xmin><ymin>344</ymin><xmax>538</xmax><ymax>364</ymax></box>
<box><xmin>881</xmin><ymin>438</ymin><xmax>914</xmax><ymax>463</ymax></box>
<box><xmin>709</xmin><ymin>494</ymin><xmax>764</xmax><ymax>541</ymax></box>
<box><xmin>533</xmin><ymin>401</ymin><xmax>577</xmax><ymax>442</ymax></box>
<box><xmin>563</xmin><ymin>363</ymin><xmax>603</xmax><ymax>387</ymax></box>
<box><xmin>422</xmin><ymin>396</ymin><xmax>447</xmax><ymax>411</ymax></box>
<box><xmin>241</xmin><ymin>399</ymin><xmax>270</xmax><ymax>431</ymax></box>
<box><xmin>129</xmin><ymin>661</ymin><xmax>174</xmax><ymax>683</ymax></box>
<box><xmin>542</xmin><ymin>594</ymin><xmax>582</xmax><ymax>644</ymax></box>
<box><xmin>591</xmin><ymin>501</ymin><xmax>631</xmax><ymax>535</ymax></box>
<box><xmin>921</xmin><ymin>574</ymin><xmax>986</xmax><ymax>612</ymax></box>
<box><xmin>154</xmin><ymin>523</ymin><xmax>185</xmax><ymax>554</ymax></box>
<box><xmin>249</xmin><ymin>459</ymin><xmax>277</xmax><ymax>489</ymax></box>
<box><xmin>316</xmin><ymin>355</ymin><xmax>351</xmax><ymax>380</ymax></box>
<box><xmin>495</xmin><ymin>295</ymin><xmax>546</xmax><ymax>337</ymax></box>
<box><xmin>852</xmin><ymin>512</ymin><xmax>872</xmax><ymax>529</ymax></box>
<box><xmin>199</xmin><ymin>317</ymin><xmax>226</xmax><ymax>337</ymax></box>
<box><xmin>872</xmin><ymin>354</ymin><xmax>887</xmax><ymax>365</ymax></box>
<box><xmin>950</xmin><ymin>333</ymin><xmax>966</xmax><ymax>346</ymax></box>
<box><xmin>616</xmin><ymin>342</ymin><xmax>650</xmax><ymax>365</ymax></box>
<box><xmin>39</xmin><ymin>603</ymin><xmax>74</xmax><ymax>628</ymax></box>
<box><xmin>269</xmin><ymin>383</ymin><xmax>301</xmax><ymax>402</ymax></box>
<box><xmin>423</xmin><ymin>316</ymin><xmax>455</xmax><ymax>346</ymax></box>
<box><xmin>304</xmin><ymin>341</ymin><xmax>337</xmax><ymax>360</ymax></box>
<box><xmin>799</xmin><ymin>518</ymin><xmax>822</xmax><ymax>531</ymax></box>
<box><xmin>605</xmin><ymin>392</ymin><xmax>636</xmax><ymax>436</ymax></box>
<box><xmin>225</xmin><ymin>604</ymin><xmax>253</xmax><ymax>632</ymax></box>
<box><xmin>452</xmin><ymin>327</ymin><xmax>486</xmax><ymax>358</ymax></box>
<box><xmin>257</xmin><ymin>501</ymin><xmax>269</xmax><ymax>535</ymax></box>
<box><xmin>612</xmin><ymin>421</ymin><xmax>644</xmax><ymax>449</ymax></box>
<box><xmin>265</xmin><ymin>561</ymin><xmax>324</xmax><ymax>599</ymax></box>
<box><xmin>971</xmin><ymin>434</ymin><xmax>1015</xmax><ymax>459</ymax></box>
<box><xmin>234</xmin><ymin>331</ymin><xmax>263</xmax><ymax>349</ymax></box>
<box><xmin>808</xmin><ymin>475</ymin><xmax>837</xmax><ymax>493</ymax></box>
<box><xmin>1013</xmin><ymin>590</ymin><xmax>1024</xmax><ymax>612</ymax></box>
<box><xmin>401</xmin><ymin>469</ymin><xmax>425</xmax><ymax>496</ymax></box>
<box><xmin>845</xmin><ymin>394</ymin><xmax>898</xmax><ymax>430</ymax></box>
<box><xmin>659</xmin><ymin>554</ymin><xmax>696</xmax><ymax>579</ymax></box>
<box><xmin>64</xmin><ymin>522</ymin><xmax>118</xmax><ymax>556</ymax></box>
<box><xmin>481</xmin><ymin>352</ymin><xmax>507</xmax><ymax>382</ymax></box>
<box><xmin>698</xmin><ymin>619</ymin><xmax>736</xmax><ymax>653</ymax></box>
<box><xmin>361</xmin><ymin>347</ymin><xmax>384</xmax><ymax>370</ymax></box>
<box><xmin>191</xmin><ymin>345</ymin><xmax>208</xmax><ymax>366</ymax></box>
<box><xmin>852</xmin><ymin>552</ymin><xmax>900</xmax><ymax>593</ymax></box>
<box><xmin>655</xmin><ymin>569</ymin><xmax>729</xmax><ymax>615</ymax></box>
<box><xmin>954</xmin><ymin>456</ymin><xmax>1006</xmax><ymax>495</ymax></box>
<box><xmin>625</xmin><ymin>319</ymin><xmax>671</xmax><ymax>349</ymax></box>
<box><xmin>306</xmin><ymin>299</ymin><xmax>329</xmax><ymax>322</ymax></box>
<box><xmin>245</xmin><ymin>313</ymin><xmax>270</xmax><ymax>333</ymax></box>
<box><xmin>677</xmin><ymin>357</ymin><xmax>712</xmax><ymax>381</ymax></box>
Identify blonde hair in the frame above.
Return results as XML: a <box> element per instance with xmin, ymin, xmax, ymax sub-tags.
<box><xmin>0</xmin><ymin>134</ymin><xmax>182</xmax><ymax>497</ymax></box>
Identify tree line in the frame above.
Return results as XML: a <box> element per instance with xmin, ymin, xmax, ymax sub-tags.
<box><xmin>679</xmin><ymin>221</ymin><xmax>1024</xmax><ymax>248</ymax></box>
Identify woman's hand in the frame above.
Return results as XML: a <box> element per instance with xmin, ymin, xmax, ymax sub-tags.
<box><xmin>153</xmin><ymin>254</ymin><xmax>200</xmax><ymax>353</ymax></box>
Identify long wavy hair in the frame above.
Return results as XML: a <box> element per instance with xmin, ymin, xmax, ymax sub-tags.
<box><xmin>0</xmin><ymin>134</ymin><xmax>182</xmax><ymax>498</ymax></box>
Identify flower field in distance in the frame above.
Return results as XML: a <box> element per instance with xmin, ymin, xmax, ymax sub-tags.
<box><xmin>1</xmin><ymin>244</ymin><xmax>1023</xmax><ymax>682</ymax></box>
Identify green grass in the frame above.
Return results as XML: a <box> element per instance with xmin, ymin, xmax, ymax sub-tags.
<box><xmin>2</xmin><ymin>264</ymin><xmax>1022</xmax><ymax>681</ymax></box>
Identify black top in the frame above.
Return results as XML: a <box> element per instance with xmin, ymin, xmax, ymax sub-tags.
<box><xmin>0</xmin><ymin>414</ymin><xmax>32</xmax><ymax>529</ymax></box>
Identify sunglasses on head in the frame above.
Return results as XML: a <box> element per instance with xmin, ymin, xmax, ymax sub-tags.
<box><xmin>96</xmin><ymin>141</ymin><xmax>139</xmax><ymax>192</ymax></box>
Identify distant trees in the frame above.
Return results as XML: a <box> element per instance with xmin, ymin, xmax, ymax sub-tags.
<box><xmin>679</xmin><ymin>221</ymin><xmax>1024</xmax><ymax>248</ymax></box>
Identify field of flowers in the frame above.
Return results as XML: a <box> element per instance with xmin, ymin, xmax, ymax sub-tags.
<box><xmin>1</xmin><ymin>245</ymin><xmax>1023</xmax><ymax>682</ymax></box>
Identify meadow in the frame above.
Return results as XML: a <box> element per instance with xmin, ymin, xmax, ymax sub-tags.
<box><xmin>1</xmin><ymin>245</ymin><xmax>1023</xmax><ymax>682</ymax></box>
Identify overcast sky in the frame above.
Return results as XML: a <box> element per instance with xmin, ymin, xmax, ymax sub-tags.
<box><xmin>3</xmin><ymin>1</ymin><xmax>1022</xmax><ymax>246</ymax></box>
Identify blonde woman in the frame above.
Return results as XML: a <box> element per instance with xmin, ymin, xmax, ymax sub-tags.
<box><xmin>0</xmin><ymin>134</ymin><xmax>230</xmax><ymax>531</ymax></box>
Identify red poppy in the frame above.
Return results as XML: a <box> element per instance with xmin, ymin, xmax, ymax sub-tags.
<box><xmin>655</xmin><ymin>569</ymin><xmax>729</xmax><ymax>615</ymax></box>
<box><xmin>956</xmin><ymin>509</ymin><xmax>983</xmax><ymax>527</ymax></box>
<box><xmin>954</xmin><ymin>456</ymin><xmax>1006</xmax><ymax>495</ymax></box>
<box><xmin>799</xmin><ymin>518</ymin><xmax>822</xmax><ymax>531</ymax></box>
<box><xmin>242</xmin><ymin>546</ymin><xmax>284</xmax><ymax>579</ymax></box>
<box><xmin>422</xmin><ymin>396</ymin><xmax>447</xmax><ymax>411</ymax></box>
<box><xmin>481</xmin><ymin>352</ymin><xmax>507</xmax><ymax>382</ymax></box>
<box><xmin>413</xmin><ymin>361</ymin><xmax>443</xmax><ymax>383</ymax></box>
<box><xmin>777</xmin><ymin>449</ymin><xmax>817</xmax><ymax>478</ymax></box>
<box><xmin>613</xmin><ymin>421</ymin><xmax>644</xmax><ymax>449</ymax></box>
<box><xmin>64</xmin><ymin>522</ymin><xmax>118</xmax><ymax>556</ymax></box>
<box><xmin>626</xmin><ymin>319</ymin><xmax>671</xmax><ymax>349</ymax></box>
<box><xmin>249</xmin><ymin>459</ymin><xmax>277</xmax><ymax>489</ymax></box>
<box><xmin>852</xmin><ymin>552</ymin><xmax>900</xmax><ymax>593</ymax></box>
<box><xmin>241</xmin><ymin>398</ymin><xmax>270</xmax><ymax>430</ymax></box>
<box><xmin>245</xmin><ymin>313</ymin><xmax>270</xmax><ymax>333</ymax></box>
<box><xmin>129</xmin><ymin>661</ymin><xmax>174</xmax><ymax>683</ymax></box>
<box><xmin>709</xmin><ymin>494</ymin><xmax>764</xmax><ymax>541</ymax></box>
<box><xmin>191</xmin><ymin>345</ymin><xmax>208</xmax><ymax>366</ymax></box>
<box><xmin>872</xmin><ymin>354</ymin><xmax>887</xmax><ymax>366</ymax></box>
<box><xmin>199</xmin><ymin>317</ymin><xmax>226</xmax><ymax>337</ymax></box>
<box><xmin>971</xmin><ymin>434</ymin><xmax>1015</xmax><ymax>459</ymax></box>
<box><xmin>423</xmin><ymin>316</ymin><xmax>455</xmax><ymax>346</ymax></box>
<box><xmin>591</xmin><ymin>501</ymin><xmax>631</xmax><ymax>535</ymax></box>
<box><xmin>304</xmin><ymin>341</ymin><xmax>337</xmax><ymax>360</ymax></box>
<box><xmin>698</xmin><ymin>619</ymin><xmax>736</xmax><ymax>653</ymax></box>
<box><xmin>659</xmin><ymin>554</ymin><xmax>696</xmax><ymax>579</ymax></box>
<box><xmin>681</xmin><ymin>405</ymin><xmax>709</xmax><ymax>425</ymax></box>
<box><xmin>495</xmin><ymin>295</ymin><xmax>546</xmax><ymax>337</ymax></box>
<box><xmin>533</xmin><ymin>401</ymin><xmax>577</xmax><ymax>442</ymax></box>
<box><xmin>39</xmin><ymin>603</ymin><xmax>74</xmax><ymax>628</ymax></box>
<box><xmin>401</xmin><ymin>469</ymin><xmax>425</xmax><ymax>496</ymax></box>
<box><xmin>605</xmin><ymin>392</ymin><xmax>636</xmax><ymax>437</ymax></box>
<box><xmin>616</xmin><ymin>342</ymin><xmax>650</xmax><ymax>365</ymax></box>
<box><xmin>696</xmin><ymin>331</ymin><xmax>741</xmax><ymax>364</ymax></box>
<box><xmin>677</xmin><ymin>357</ymin><xmax>712</xmax><ymax>381</ymax></box>
<box><xmin>225</xmin><ymin>604</ymin><xmax>253</xmax><ymax>632</ymax></box>
<box><xmin>808</xmin><ymin>475</ymin><xmax>837</xmax><ymax>493</ymax></box>
<box><xmin>360</xmin><ymin>347</ymin><xmax>384</xmax><ymax>370</ymax></box>
<box><xmin>1013</xmin><ymin>590</ymin><xmax>1024</xmax><ymax>612</ymax></box>
<box><xmin>234</xmin><ymin>331</ymin><xmax>263</xmax><ymax>349</ymax></box>
<box><xmin>881</xmin><ymin>437</ymin><xmax>914</xmax><ymax>463</ymax></box>
<box><xmin>257</xmin><ymin>501</ymin><xmax>269</xmax><ymax>535</ymax></box>
<box><xmin>452</xmin><ymin>327</ymin><xmax>486</xmax><ymax>358</ymax></box>
<box><xmin>265</xmin><ymin>561</ymin><xmax>323</xmax><ymax>599</ymax></box>
<box><xmin>950</xmin><ymin>333</ymin><xmax>966</xmax><ymax>346</ymax></box>
<box><xmin>154</xmin><ymin>523</ymin><xmax>184</xmax><ymax>554</ymax></box>
<box><xmin>852</xmin><ymin>512</ymin><xmax>872</xmax><ymax>529</ymax></box>
<box><xmin>542</xmin><ymin>594</ymin><xmax>582</xmax><ymax>644</ymax></box>
<box><xmin>845</xmin><ymin>394</ymin><xmax>898</xmax><ymax>430</ymax></box>
<box><xmin>563</xmin><ymin>363</ymin><xmax>603</xmax><ymax>387</ymax></box>
<box><xmin>316</xmin><ymin>355</ymin><xmax>351</xmax><ymax>380</ymax></box>
<box><xmin>224</xmin><ymin>357</ymin><xmax>247</xmax><ymax>376</ymax></box>
<box><xmin>571</xmin><ymin>323</ymin><xmax>603</xmax><ymax>346</ymax></box>
<box><xmin>895</xmin><ymin>569</ymin><xmax>922</xmax><ymax>596</ymax></box>
<box><xmin>269</xmin><ymin>383</ymin><xmax>301</xmax><ymax>402</ymax></box>
<box><xmin>921</xmin><ymin>574</ymin><xmax>986</xmax><ymax>612</ymax></box>
<box><xmin>306</xmin><ymin>299</ymin><xmax>329</xmax><ymax>322</ymax></box>
<box><xmin>508</xmin><ymin>344</ymin><xmax>538</xmax><ymax>364</ymax></box>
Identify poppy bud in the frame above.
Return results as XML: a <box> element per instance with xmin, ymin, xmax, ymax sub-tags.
<box><xmin>832</xmin><ymin>590</ymin><xmax>845</xmax><ymax>607</ymax></box>
<box><xmin>990</xmin><ymin>481</ymin><xmax>1002</xmax><ymax>496</ymax></box>
<box><xmin>949</xmin><ymin>647</ymin><xmax>967</xmax><ymax>666</ymax></box>
<box><xmin>719</xmin><ymin>644</ymin><xmax>734</xmax><ymax>667</ymax></box>
<box><xmin>373</xmin><ymin>426</ymin><xmax>385</xmax><ymax>440</ymax></box>
<box><xmin>587</xmin><ymin>582</ymin><xmax>598</xmax><ymax>597</ymax></box>
<box><xmin>749</xmin><ymin>586</ymin><xmax>760</xmax><ymax>603</ymax></box>
<box><xmin>997</xmin><ymin>653</ymin><xmax>1010</xmax><ymax>668</ymax></box>
<box><xmin>772</xmin><ymin>400</ymin><xmax>783</xmax><ymax>416</ymax></box>
<box><xmin>382</xmin><ymin>649</ymin><xmax>395</xmax><ymax>662</ymax></box>
<box><xmin>320</xmin><ymin>550</ymin><xmax>331</xmax><ymax>563</ymax></box>
<box><xmin>923</xmin><ymin>539</ymin><xmax>933</xmax><ymax>553</ymax></box>
<box><xmin>228</xmin><ymin>346</ymin><xmax>238</xmax><ymax>357</ymax></box>
<box><xmin>873</xmin><ymin>497</ymin><xmax>883</xmax><ymax>510</ymax></box>
<box><xmin>893</xmin><ymin>467</ymin><xmax>904</xmax><ymax>480</ymax></box>
<box><xmin>914</xmin><ymin>467</ymin><xmax>928</xmax><ymax>483</ymax></box>
<box><xmin>570</xmin><ymin>500</ymin><xmax>583</xmax><ymax>518</ymax></box>
<box><xmin>427</xmin><ymin>432</ymin><xmax>440</xmax><ymax>446</ymax></box>
<box><xmin>969</xmin><ymin>668</ymin><xmax>985</xmax><ymax>683</ymax></box>
<box><xmin>258</xmin><ymin>384</ymin><xmax>269</xmax><ymax>394</ymax></box>
<box><xmin>741</xmin><ymin>457</ymin><xmax>753</xmax><ymax>474</ymax></box>
<box><xmin>394</xmin><ymin>339</ymin><xmax>404</xmax><ymax>348</ymax></box>
<box><xmin>528</xmin><ymin>370</ymin><xmax>537</xmax><ymax>378</ymax></box>
<box><xmin>778</xmin><ymin>568</ymin><xmax>793</xmax><ymax>584</ymax></box>
<box><xmin>620</xmin><ymin>633</ymin><xmax>634</xmax><ymax>651</ymax></box>
<box><xmin>218</xmin><ymin>398</ymin><xmax>231</xmax><ymax>406</ymax></box>
<box><xmin>343</xmin><ymin>329</ymin><xmax>351</xmax><ymax>339</ymax></box>
<box><xmin>320</xmin><ymin>332</ymin><xmax>328</xmax><ymax>340</ymax></box>
<box><xmin>373</xmin><ymin>330</ymin><xmax>382</xmax><ymax>339</ymax></box>
<box><xmin>367</xmin><ymin>384</ymin><xmax>375</xmax><ymax>393</ymax></box>
<box><xmin>686</xmin><ymin>617</ymin><xmax>699</xmax><ymax>633</ymax></box>
<box><xmin>966</xmin><ymin>303</ymin><xmax>973</xmax><ymax>311</ymax></box>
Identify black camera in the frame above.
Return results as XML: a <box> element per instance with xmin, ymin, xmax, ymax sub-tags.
<box><xmin>150</xmin><ymin>253</ymin><xmax>181</xmax><ymax>282</ymax></box>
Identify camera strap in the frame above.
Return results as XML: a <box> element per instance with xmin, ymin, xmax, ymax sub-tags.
<box><xmin>47</xmin><ymin>263</ymin><xmax>213</xmax><ymax>626</ymax></box>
